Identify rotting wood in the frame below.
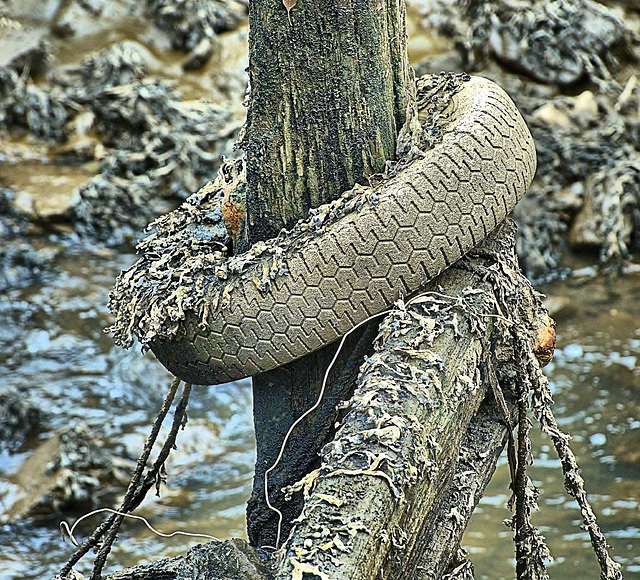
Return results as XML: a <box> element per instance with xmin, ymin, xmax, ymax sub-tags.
<box><xmin>244</xmin><ymin>0</ymin><xmax>415</xmax><ymax>548</ymax></box>
<box><xmin>101</xmin><ymin>220</ymin><xmax>553</xmax><ymax>580</ymax></box>
<box><xmin>272</xmin><ymin>220</ymin><xmax>548</xmax><ymax>579</ymax></box>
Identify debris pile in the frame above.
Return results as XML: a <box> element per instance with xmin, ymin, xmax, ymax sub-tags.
<box><xmin>412</xmin><ymin>0</ymin><xmax>640</xmax><ymax>281</ymax></box>
<box><xmin>71</xmin><ymin>75</ymin><xmax>238</xmax><ymax>245</ymax></box>
<box><xmin>0</xmin><ymin>67</ymin><xmax>70</xmax><ymax>142</ymax></box>
<box><xmin>147</xmin><ymin>0</ymin><xmax>246</xmax><ymax>51</ymax></box>
<box><xmin>515</xmin><ymin>80</ymin><xmax>640</xmax><ymax>278</ymax></box>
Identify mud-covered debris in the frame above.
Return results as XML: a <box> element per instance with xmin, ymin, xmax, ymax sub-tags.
<box><xmin>570</xmin><ymin>159</ymin><xmax>640</xmax><ymax>269</ymax></box>
<box><xmin>0</xmin><ymin>189</ymin><xmax>58</xmax><ymax>290</ymax></box>
<box><xmin>0</xmin><ymin>242</ymin><xmax>57</xmax><ymax>292</ymax></box>
<box><xmin>72</xmin><ymin>41</ymin><xmax>150</xmax><ymax>101</ymax></box>
<box><xmin>90</xmin><ymin>79</ymin><xmax>189</xmax><ymax>146</ymax></box>
<box><xmin>514</xmin><ymin>79</ymin><xmax>640</xmax><ymax>279</ymax></box>
<box><xmin>1</xmin><ymin>422</ymin><xmax>130</xmax><ymax>522</ymax></box>
<box><xmin>71</xmin><ymin>174</ymin><xmax>158</xmax><ymax>246</ymax></box>
<box><xmin>418</xmin><ymin>0</ymin><xmax>630</xmax><ymax>86</ymax></box>
<box><xmin>469</xmin><ymin>0</ymin><xmax>625</xmax><ymax>85</ymax></box>
<box><xmin>70</xmin><ymin>79</ymin><xmax>240</xmax><ymax>245</ymax></box>
<box><xmin>89</xmin><ymin>79</ymin><xmax>236</xmax><ymax>188</ymax></box>
<box><xmin>183</xmin><ymin>37</ymin><xmax>215</xmax><ymax>71</ymax></box>
<box><xmin>147</xmin><ymin>0</ymin><xmax>247</xmax><ymax>51</ymax></box>
<box><xmin>0</xmin><ymin>187</ymin><xmax>31</xmax><ymax>238</ymax></box>
<box><xmin>0</xmin><ymin>387</ymin><xmax>42</xmax><ymax>453</ymax></box>
<box><xmin>0</xmin><ymin>67</ymin><xmax>70</xmax><ymax>141</ymax></box>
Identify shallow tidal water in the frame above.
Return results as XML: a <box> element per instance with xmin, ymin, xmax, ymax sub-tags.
<box><xmin>1</xmin><ymin>2</ymin><xmax>639</xmax><ymax>578</ymax></box>
<box><xmin>0</xmin><ymin>244</ymin><xmax>638</xmax><ymax>579</ymax></box>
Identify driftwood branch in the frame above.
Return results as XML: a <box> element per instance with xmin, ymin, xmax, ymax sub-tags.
<box><xmin>102</xmin><ymin>219</ymin><xmax>554</xmax><ymax>580</ymax></box>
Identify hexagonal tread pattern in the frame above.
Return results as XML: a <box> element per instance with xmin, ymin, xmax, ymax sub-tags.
<box><xmin>151</xmin><ymin>76</ymin><xmax>537</xmax><ymax>385</ymax></box>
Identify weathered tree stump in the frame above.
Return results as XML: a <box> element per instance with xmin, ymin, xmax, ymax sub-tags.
<box><xmin>244</xmin><ymin>0</ymin><xmax>415</xmax><ymax>549</ymax></box>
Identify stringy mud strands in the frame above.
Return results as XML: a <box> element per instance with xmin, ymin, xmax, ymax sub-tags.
<box><xmin>106</xmin><ymin>73</ymin><xmax>470</xmax><ymax>352</ymax></box>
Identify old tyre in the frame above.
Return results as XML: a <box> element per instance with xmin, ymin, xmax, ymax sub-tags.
<box><xmin>150</xmin><ymin>75</ymin><xmax>537</xmax><ymax>385</ymax></box>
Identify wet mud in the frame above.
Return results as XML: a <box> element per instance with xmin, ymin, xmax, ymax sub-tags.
<box><xmin>0</xmin><ymin>0</ymin><xmax>639</xmax><ymax>578</ymax></box>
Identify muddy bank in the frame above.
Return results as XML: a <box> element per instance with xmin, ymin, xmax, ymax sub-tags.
<box><xmin>0</xmin><ymin>0</ymin><xmax>248</xmax><ymax>253</ymax></box>
<box><xmin>411</xmin><ymin>0</ymin><xmax>640</xmax><ymax>282</ymax></box>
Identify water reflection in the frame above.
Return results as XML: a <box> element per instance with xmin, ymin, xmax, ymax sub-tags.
<box><xmin>464</xmin><ymin>271</ymin><xmax>640</xmax><ymax>579</ymax></box>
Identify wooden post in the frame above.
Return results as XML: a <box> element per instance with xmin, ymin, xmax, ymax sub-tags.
<box><xmin>243</xmin><ymin>0</ymin><xmax>415</xmax><ymax>548</ymax></box>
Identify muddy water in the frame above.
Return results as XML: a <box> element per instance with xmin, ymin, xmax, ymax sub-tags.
<box><xmin>1</xmin><ymin>4</ymin><xmax>639</xmax><ymax>580</ymax></box>
<box><xmin>0</xmin><ymin>246</ymin><xmax>256</xmax><ymax>579</ymax></box>
<box><xmin>1</xmin><ymin>250</ymin><xmax>639</xmax><ymax>579</ymax></box>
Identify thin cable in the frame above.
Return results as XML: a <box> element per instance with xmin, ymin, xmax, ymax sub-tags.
<box><xmin>264</xmin><ymin>290</ymin><xmax>448</xmax><ymax>549</ymax></box>
<box><xmin>264</xmin><ymin>308</ymin><xmax>391</xmax><ymax>548</ymax></box>
<box><xmin>60</xmin><ymin>508</ymin><xmax>220</xmax><ymax>546</ymax></box>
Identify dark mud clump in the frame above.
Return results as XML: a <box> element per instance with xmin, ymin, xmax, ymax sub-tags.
<box><xmin>1</xmin><ymin>422</ymin><xmax>132</xmax><ymax>522</ymax></box>
<box><xmin>0</xmin><ymin>188</ymin><xmax>57</xmax><ymax>291</ymax></box>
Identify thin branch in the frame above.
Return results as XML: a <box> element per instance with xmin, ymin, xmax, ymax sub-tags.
<box><xmin>526</xmin><ymin>348</ymin><xmax>623</xmax><ymax>580</ymax></box>
<box><xmin>90</xmin><ymin>382</ymin><xmax>192</xmax><ymax>579</ymax></box>
<box><xmin>58</xmin><ymin>377</ymin><xmax>182</xmax><ymax>578</ymax></box>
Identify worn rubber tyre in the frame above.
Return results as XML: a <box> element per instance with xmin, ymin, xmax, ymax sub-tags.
<box><xmin>151</xmin><ymin>76</ymin><xmax>536</xmax><ymax>385</ymax></box>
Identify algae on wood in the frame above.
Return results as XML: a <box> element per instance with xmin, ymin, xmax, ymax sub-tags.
<box><xmin>244</xmin><ymin>0</ymin><xmax>415</xmax><ymax>548</ymax></box>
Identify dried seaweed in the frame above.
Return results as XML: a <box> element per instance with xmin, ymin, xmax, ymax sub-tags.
<box><xmin>70</xmin><ymin>79</ymin><xmax>240</xmax><ymax>245</ymax></box>
<box><xmin>458</xmin><ymin>0</ymin><xmax>626</xmax><ymax>86</ymax></box>
<box><xmin>146</xmin><ymin>0</ymin><xmax>247</xmax><ymax>51</ymax></box>
<box><xmin>0</xmin><ymin>67</ymin><xmax>70</xmax><ymax>142</ymax></box>
<box><xmin>106</xmin><ymin>72</ymin><xmax>469</xmax><ymax>351</ymax></box>
<box><xmin>514</xmin><ymin>79</ymin><xmax>640</xmax><ymax>279</ymax></box>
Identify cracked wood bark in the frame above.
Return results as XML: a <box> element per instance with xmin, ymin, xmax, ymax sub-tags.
<box><xmin>243</xmin><ymin>0</ymin><xmax>414</xmax><ymax>548</ymax></box>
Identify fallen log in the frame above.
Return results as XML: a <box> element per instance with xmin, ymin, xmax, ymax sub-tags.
<box><xmin>102</xmin><ymin>219</ymin><xmax>554</xmax><ymax>580</ymax></box>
